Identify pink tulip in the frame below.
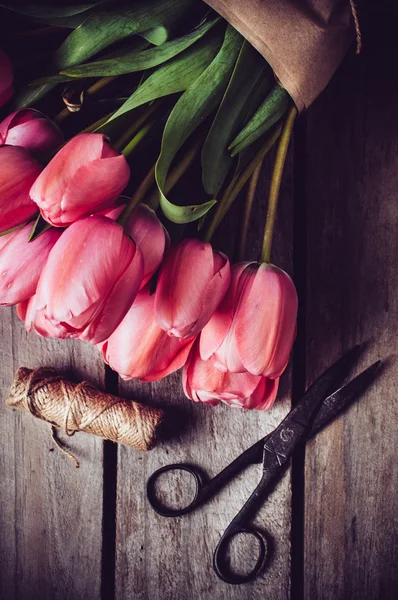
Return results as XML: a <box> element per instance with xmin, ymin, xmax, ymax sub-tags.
<box><xmin>102</xmin><ymin>285</ymin><xmax>195</xmax><ymax>382</ymax></box>
<box><xmin>0</xmin><ymin>146</ymin><xmax>42</xmax><ymax>231</ymax></box>
<box><xmin>104</xmin><ymin>203</ymin><xmax>169</xmax><ymax>286</ymax></box>
<box><xmin>0</xmin><ymin>109</ymin><xmax>63</xmax><ymax>158</ymax></box>
<box><xmin>30</xmin><ymin>133</ymin><xmax>130</xmax><ymax>227</ymax></box>
<box><xmin>0</xmin><ymin>224</ymin><xmax>61</xmax><ymax>305</ymax></box>
<box><xmin>183</xmin><ymin>340</ymin><xmax>279</xmax><ymax>410</ymax></box>
<box><xmin>31</xmin><ymin>216</ymin><xmax>144</xmax><ymax>344</ymax></box>
<box><xmin>17</xmin><ymin>294</ymin><xmax>67</xmax><ymax>338</ymax></box>
<box><xmin>0</xmin><ymin>49</ymin><xmax>13</xmax><ymax>107</ymax></box>
<box><xmin>200</xmin><ymin>262</ymin><xmax>298</xmax><ymax>378</ymax></box>
<box><xmin>16</xmin><ymin>297</ymin><xmax>30</xmax><ymax>322</ymax></box>
<box><xmin>126</xmin><ymin>204</ymin><xmax>169</xmax><ymax>287</ymax></box>
<box><xmin>155</xmin><ymin>238</ymin><xmax>230</xmax><ymax>339</ymax></box>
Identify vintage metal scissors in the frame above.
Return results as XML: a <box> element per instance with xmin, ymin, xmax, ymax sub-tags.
<box><xmin>147</xmin><ymin>346</ymin><xmax>380</xmax><ymax>585</ymax></box>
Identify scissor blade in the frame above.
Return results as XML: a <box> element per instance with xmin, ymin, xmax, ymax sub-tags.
<box><xmin>261</xmin><ymin>346</ymin><xmax>361</xmax><ymax>470</ymax></box>
<box><xmin>298</xmin><ymin>345</ymin><xmax>361</xmax><ymax>417</ymax></box>
<box><xmin>262</xmin><ymin>358</ymin><xmax>381</xmax><ymax>472</ymax></box>
<box><xmin>309</xmin><ymin>360</ymin><xmax>381</xmax><ymax>438</ymax></box>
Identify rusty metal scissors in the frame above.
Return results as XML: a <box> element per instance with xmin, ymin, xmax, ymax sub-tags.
<box><xmin>147</xmin><ymin>346</ymin><xmax>380</xmax><ymax>585</ymax></box>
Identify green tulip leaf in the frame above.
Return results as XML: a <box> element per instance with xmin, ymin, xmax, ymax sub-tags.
<box><xmin>14</xmin><ymin>0</ymin><xmax>192</xmax><ymax>108</ymax></box>
<box><xmin>201</xmin><ymin>40</ymin><xmax>266</xmax><ymax>196</ymax></box>
<box><xmin>13</xmin><ymin>84</ymin><xmax>57</xmax><ymax>109</ymax></box>
<box><xmin>29</xmin><ymin>74</ymin><xmax>72</xmax><ymax>86</ymax></box>
<box><xmin>155</xmin><ymin>25</ymin><xmax>243</xmax><ymax>224</ymax></box>
<box><xmin>100</xmin><ymin>29</ymin><xmax>224</xmax><ymax>129</ymax></box>
<box><xmin>54</xmin><ymin>0</ymin><xmax>195</xmax><ymax>70</ymax></box>
<box><xmin>139</xmin><ymin>26</ymin><xmax>169</xmax><ymax>46</ymax></box>
<box><xmin>61</xmin><ymin>18</ymin><xmax>218</xmax><ymax>78</ymax></box>
<box><xmin>28</xmin><ymin>214</ymin><xmax>52</xmax><ymax>242</ymax></box>
<box><xmin>0</xmin><ymin>222</ymin><xmax>28</xmax><ymax>237</ymax></box>
<box><xmin>229</xmin><ymin>85</ymin><xmax>291</xmax><ymax>156</ymax></box>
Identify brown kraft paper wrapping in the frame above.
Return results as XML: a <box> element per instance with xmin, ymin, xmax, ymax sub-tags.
<box><xmin>203</xmin><ymin>0</ymin><xmax>354</xmax><ymax>111</ymax></box>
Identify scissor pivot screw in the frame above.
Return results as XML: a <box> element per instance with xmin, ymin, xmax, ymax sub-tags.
<box><xmin>280</xmin><ymin>428</ymin><xmax>294</xmax><ymax>442</ymax></box>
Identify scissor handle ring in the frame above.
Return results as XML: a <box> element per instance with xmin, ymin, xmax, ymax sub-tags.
<box><xmin>213</xmin><ymin>527</ymin><xmax>268</xmax><ymax>585</ymax></box>
<box><xmin>146</xmin><ymin>464</ymin><xmax>203</xmax><ymax>517</ymax></box>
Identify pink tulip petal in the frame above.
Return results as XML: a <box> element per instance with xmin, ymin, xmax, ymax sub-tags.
<box><xmin>155</xmin><ymin>239</ymin><xmax>216</xmax><ymax>338</ymax></box>
<box><xmin>183</xmin><ymin>340</ymin><xmax>277</xmax><ymax>410</ymax></box>
<box><xmin>0</xmin><ymin>50</ymin><xmax>13</xmax><ymax>108</ymax></box>
<box><xmin>235</xmin><ymin>264</ymin><xmax>298</xmax><ymax>377</ymax></box>
<box><xmin>0</xmin><ymin>146</ymin><xmax>41</xmax><ymax>230</ymax></box>
<box><xmin>0</xmin><ymin>224</ymin><xmax>61</xmax><ymax>305</ymax></box>
<box><xmin>22</xmin><ymin>295</ymin><xmax>66</xmax><ymax>337</ymax></box>
<box><xmin>125</xmin><ymin>204</ymin><xmax>169</xmax><ymax>287</ymax></box>
<box><xmin>38</xmin><ymin>218</ymin><xmax>131</xmax><ymax>321</ymax></box>
<box><xmin>34</xmin><ymin>216</ymin><xmax>143</xmax><ymax>343</ymax></box>
<box><xmin>0</xmin><ymin>109</ymin><xmax>36</xmax><ymax>135</ymax></box>
<box><xmin>100</xmin><ymin>203</ymin><xmax>125</xmax><ymax>220</ymax></box>
<box><xmin>16</xmin><ymin>299</ymin><xmax>29</xmax><ymax>321</ymax></box>
<box><xmin>199</xmin><ymin>262</ymin><xmax>252</xmax><ymax>361</ymax></box>
<box><xmin>30</xmin><ymin>133</ymin><xmax>129</xmax><ymax>226</ymax></box>
<box><xmin>193</xmin><ymin>251</ymin><xmax>230</xmax><ymax>335</ymax></box>
<box><xmin>81</xmin><ymin>245</ymin><xmax>144</xmax><ymax>344</ymax></box>
<box><xmin>5</xmin><ymin>118</ymin><xmax>63</xmax><ymax>156</ymax></box>
<box><xmin>103</xmin><ymin>287</ymin><xmax>194</xmax><ymax>380</ymax></box>
<box><xmin>243</xmin><ymin>376</ymin><xmax>279</xmax><ymax>410</ymax></box>
<box><xmin>0</xmin><ymin>86</ymin><xmax>12</xmax><ymax>107</ymax></box>
<box><xmin>31</xmin><ymin>134</ymin><xmax>108</xmax><ymax>201</ymax></box>
<box><xmin>204</xmin><ymin>262</ymin><xmax>257</xmax><ymax>373</ymax></box>
<box><xmin>58</xmin><ymin>154</ymin><xmax>130</xmax><ymax>223</ymax></box>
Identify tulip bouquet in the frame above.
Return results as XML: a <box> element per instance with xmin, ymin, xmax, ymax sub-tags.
<box><xmin>0</xmin><ymin>0</ymin><xmax>354</xmax><ymax>412</ymax></box>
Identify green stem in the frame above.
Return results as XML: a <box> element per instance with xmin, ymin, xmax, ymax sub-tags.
<box><xmin>54</xmin><ymin>76</ymin><xmax>117</xmax><ymax>124</ymax></box>
<box><xmin>79</xmin><ymin>110</ymin><xmax>116</xmax><ymax>134</ymax></box>
<box><xmin>146</xmin><ymin>133</ymin><xmax>205</xmax><ymax>211</ymax></box>
<box><xmin>203</xmin><ymin>126</ymin><xmax>282</xmax><ymax>243</ymax></box>
<box><xmin>118</xmin><ymin>129</ymin><xmax>204</xmax><ymax>227</ymax></box>
<box><xmin>260</xmin><ymin>105</ymin><xmax>297</xmax><ymax>264</ymax></box>
<box><xmin>121</xmin><ymin>121</ymin><xmax>153</xmax><ymax>158</ymax></box>
<box><xmin>117</xmin><ymin>165</ymin><xmax>156</xmax><ymax>228</ymax></box>
<box><xmin>237</xmin><ymin>160</ymin><xmax>263</xmax><ymax>261</ymax></box>
<box><xmin>113</xmin><ymin>101</ymin><xmax>160</xmax><ymax>152</ymax></box>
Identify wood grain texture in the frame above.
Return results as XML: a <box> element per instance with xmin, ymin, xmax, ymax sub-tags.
<box><xmin>114</xmin><ymin>151</ymin><xmax>295</xmax><ymax>600</ymax></box>
<box><xmin>304</xmin><ymin>15</ymin><xmax>398</xmax><ymax>600</ymax></box>
<box><xmin>0</xmin><ymin>311</ymin><xmax>105</xmax><ymax>600</ymax></box>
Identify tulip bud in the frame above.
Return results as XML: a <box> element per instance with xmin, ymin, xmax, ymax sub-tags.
<box><xmin>0</xmin><ymin>146</ymin><xmax>42</xmax><ymax>231</ymax></box>
<box><xmin>0</xmin><ymin>49</ymin><xmax>13</xmax><ymax>107</ymax></box>
<box><xmin>183</xmin><ymin>340</ymin><xmax>279</xmax><ymax>410</ymax></box>
<box><xmin>31</xmin><ymin>216</ymin><xmax>144</xmax><ymax>344</ymax></box>
<box><xmin>0</xmin><ymin>109</ymin><xmax>63</xmax><ymax>159</ymax></box>
<box><xmin>155</xmin><ymin>238</ymin><xmax>230</xmax><ymax>339</ymax></box>
<box><xmin>0</xmin><ymin>224</ymin><xmax>61</xmax><ymax>305</ymax></box>
<box><xmin>102</xmin><ymin>286</ymin><xmax>195</xmax><ymax>382</ymax></box>
<box><xmin>200</xmin><ymin>262</ymin><xmax>298</xmax><ymax>378</ymax></box>
<box><xmin>30</xmin><ymin>133</ymin><xmax>130</xmax><ymax>227</ymax></box>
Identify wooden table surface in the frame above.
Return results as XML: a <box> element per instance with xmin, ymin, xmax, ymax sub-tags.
<box><xmin>1</xmin><ymin>7</ymin><xmax>397</xmax><ymax>600</ymax></box>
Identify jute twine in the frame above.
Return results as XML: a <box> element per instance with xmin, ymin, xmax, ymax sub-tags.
<box><xmin>8</xmin><ymin>367</ymin><xmax>164</xmax><ymax>466</ymax></box>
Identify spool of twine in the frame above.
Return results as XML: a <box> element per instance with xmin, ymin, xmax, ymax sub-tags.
<box><xmin>8</xmin><ymin>367</ymin><xmax>164</xmax><ymax>462</ymax></box>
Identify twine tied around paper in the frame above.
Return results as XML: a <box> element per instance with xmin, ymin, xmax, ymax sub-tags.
<box><xmin>8</xmin><ymin>367</ymin><xmax>164</xmax><ymax>467</ymax></box>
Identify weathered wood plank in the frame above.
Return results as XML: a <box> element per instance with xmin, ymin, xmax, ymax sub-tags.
<box><xmin>0</xmin><ymin>311</ymin><xmax>105</xmax><ymax>600</ymax></box>
<box><xmin>114</xmin><ymin>151</ymin><xmax>295</xmax><ymax>600</ymax></box>
<box><xmin>304</xmin><ymin>23</ymin><xmax>398</xmax><ymax>600</ymax></box>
